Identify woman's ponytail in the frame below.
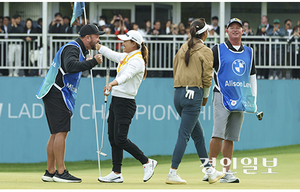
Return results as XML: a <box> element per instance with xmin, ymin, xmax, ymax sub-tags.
<box><xmin>140</xmin><ymin>42</ymin><xmax>148</xmax><ymax>79</ymax></box>
<box><xmin>184</xmin><ymin>19</ymin><xmax>206</xmax><ymax>67</ymax></box>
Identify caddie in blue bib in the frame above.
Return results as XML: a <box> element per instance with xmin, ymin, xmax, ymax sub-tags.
<box><xmin>36</xmin><ymin>41</ymin><xmax>85</xmax><ymax>114</ymax></box>
<box><xmin>216</xmin><ymin>43</ymin><xmax>256</xmax><ymax>113</ymax></box>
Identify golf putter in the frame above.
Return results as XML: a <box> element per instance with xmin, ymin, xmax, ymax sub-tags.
<box><xmin>98</xmin><ymin>68</ymin><xmax>110</xmax><ymax>157</ymax></box>
<box><xmin>256</xmin><ymin>111</ymin><xmax>263</xmax><ymax>121</ymax></box>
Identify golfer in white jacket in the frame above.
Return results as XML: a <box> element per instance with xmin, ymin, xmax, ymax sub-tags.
<box><xmin>96</xmin><ymin>30</ymin><xmax>157</xmax><ymax>183</ymax></box>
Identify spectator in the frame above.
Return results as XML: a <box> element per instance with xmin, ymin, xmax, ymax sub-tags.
<box><xmin>63</xmin><ymin>16</ymin><xmax>72</xmax><ymax>34</ymax></box>
<box><xmin>256</xmin><ymin>15</ymin><xmax>273</xmax><ymax>35</ymax></box>
<box><xmin>0</xmin><ymin>16</ymin><xmax>11</xmax><ymax>76</ymax></box>
<box><xmin>36</xmin><ymin>18</ymin><xmax>42</xmax><ymax>33</ymax></box>
<box><xmin>171</xmin><ymin>23</ymin><xmax>179</xmax><ymax>35</ymax></box>
<box><xmin>185</xmin><ymin>26</ymin><xmax>191</xmax><ymax>41</ymax></box>
<box><xmin>23</xmin><ymin>18</ymin><xmax>38</xmax><ymax>76</ymax></box>
<box><xmin>123</xmin><ymin>17</ymin><xmax>130</xmax><ymax>29</ymax></box>
<box><xmin>148</xmin><ymin>20</ymin><xmax>165</xmax><ymax>36</ymax></box>
<box><xmin>285</xmin><ymin>19</ymin><xmax>293</xmax><ymax>36</ymax></box>
<box><xmin>165</xmin><ymin>19</ymin><xmax>172</xmax><ymax>35</ymax></box>
<box><xmin>140</xmin><ymin>19</ymin><xmax>151</xmax><ymax>36</ymax></box>
<box><xmin>178</xmin><ymin>22</ymin><xmax>185</xmax><ymax>32</ymax></box>
<box><xmin>287</xmin><ymin>25</ymin><xmax>300</xmax><ymax>79</ymax></box>
<box><xmin>114</xmin><ymin>14</ymin><xmax>128</xmax><ymax>51</ymax></box>
<box><xmin>266</xmin><ymin>19</ymin><xmax>285</xmax><ymax>80</ymax></box>
<box><xmin>284</xmin><ymin>19</ymin><xmax>293</xmax><ymax>79</ymax></box>
<box><xmin>211</xmin><ymin>16</ymin><xmax>220</xmax><ymax>35</ymax></box>
<box><xmin>110</xmin><ymin>15</ymin><xmax>122</xmax><ymax>34</ymax></box>
<box><xmin>129</xmin><ymin>22</ymin><xmax>144</xmax><ymax>36</ymax></box>
<box><xmin>255</xmin><ymin>15</ymin><xmax>273</xmax><ymax>79</ymax></box>
<box><xmin>36</xmin><ymin>18</ymin><xmax>43</xmax><ymax>76</ymax></box>
<box><xmin>49</xmin><ymin>12</ymin><xmax>64</xmax><ymax>35</ymax></box>
<box><xmin>147</xmin><ymin>20</ymin><xmax>166</xmax><ymax>77</ymax></box>
<box><xmin>178</xmin><ymin>25</ymin><xmax>186</xmax><ymax>35</ymax></box>
<box><xmin>242</xmin><ymin>21</ymin><xmax>254</xmax><ymax>51</ymax></box>
<box><xmin>71</xmin><ymin>18</ymin><xmax>81</xmax><ymax>34</ymax></box>
<box><xmin>98</xmin><ymin>20</ymin><xmax>106</xmax><ymax>31</ymax></box>
<box><xmin>8</xmin><ymin>14</ymin><xmax>24</xmax><ymax>77</ymax></box>
<box><xmin>242</xmin><ymin>21</ymin><xmax>254</xmax><ymax>36</ymax></box>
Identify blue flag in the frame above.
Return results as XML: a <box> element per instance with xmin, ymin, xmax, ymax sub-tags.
<box><xmin>70</xmin><ymin>2</ymin><xmax>85</xmax><ymax>26</ymax></box>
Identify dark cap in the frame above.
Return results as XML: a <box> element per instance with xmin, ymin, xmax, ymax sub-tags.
<box><xmin>273</xmin><ymin>19</ymin><xmax>280</xmax><ymax>24</ymax></box>
<box><xmin>227</xmin><ymin>18</ymin><xmax>243</xmax><ymax>28</ymax></box>
<box><xmin>79</xmin><ymin>24</ymin><xmax>105</xmax><ymax>37</ymax></box>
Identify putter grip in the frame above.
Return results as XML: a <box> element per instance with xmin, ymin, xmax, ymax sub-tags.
<box><xmin>105</xmin><ymin>68</ymin><xmax>110</xmax><ymax>102</ymax></box>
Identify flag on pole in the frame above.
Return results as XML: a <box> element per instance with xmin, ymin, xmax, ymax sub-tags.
<box><xmin>70</xmin><ymin>2</ymin><xmax>85</xmax><ymax>26</ymax></box>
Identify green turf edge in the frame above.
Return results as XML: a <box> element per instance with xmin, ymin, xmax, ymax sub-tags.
<box><xmin>0</xmin><ymin>144</ymin><xmax>299</xmax><ymax>172</ymax></box>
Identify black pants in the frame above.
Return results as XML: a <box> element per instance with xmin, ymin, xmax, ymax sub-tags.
<box><xmin>108</xmin><ymin>96</ymin><xmax>148</xmax><ymax>173</ymax></box>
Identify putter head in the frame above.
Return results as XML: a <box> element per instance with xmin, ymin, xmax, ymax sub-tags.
<box><xmin>97</xmin><ymin>150</ymin><xmax>108</xmax><ymax>157</ymax></box>
<box><xmin>256</xmin><ymin>111</ymin><xmax>263</xmax><ymax>121</ymax></box>
<box><xmin>99</xmin><ymin>151</ymin><xmax>107</xmax><ymax>157</ymax></box>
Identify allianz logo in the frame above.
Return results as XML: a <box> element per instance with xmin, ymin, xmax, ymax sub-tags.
<box><xmin>66</xmin><ymin>83</ymin><xmax>77</xmax><ymax>93</ymax></box>
<box><xmin>225</xmin><ymin>80</ymin><xmax>251</xmax><ymax>88</ymax></box>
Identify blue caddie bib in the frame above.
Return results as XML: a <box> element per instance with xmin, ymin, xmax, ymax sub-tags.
<box><xmin>216</xmin><ymin>43</ymin><xmax>256</xmax><ymax>113</ymax></box>
<box><xmin>36</xmin><ymin>41</ymin><xmax>85</xmax><ymax>114</ymax></box>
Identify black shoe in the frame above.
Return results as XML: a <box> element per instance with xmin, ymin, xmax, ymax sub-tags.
<box><xmin>42</xmin><ymin>170</ymin><xmax>56</xmax><ymax>182</ymax></box>
<box><xmin>53</xmin><ymin>170</ymin><xmax>82</xmax><ymax>183</ymax></box>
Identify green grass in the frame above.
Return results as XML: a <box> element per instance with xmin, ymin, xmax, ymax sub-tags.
<box><xmin>0</xmin><ymin>144</ymin><xmax>299</xmax><ymax>189</ymax></box>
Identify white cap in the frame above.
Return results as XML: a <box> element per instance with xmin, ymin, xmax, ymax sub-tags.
<box><xmin>117</xmin><ymin>30</ymin><xmax>144</xmax><ymax>45</ymax></box>
<box><xmin>98</xmin><ymin>20</ymin><xmax>106</xmax><ymax>27</ymax></box>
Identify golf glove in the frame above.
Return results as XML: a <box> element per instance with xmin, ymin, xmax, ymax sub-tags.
<box><xmin>185</xmin><ymin>86</ymin><xmax>194</xmax><ymax>100</ymax></box>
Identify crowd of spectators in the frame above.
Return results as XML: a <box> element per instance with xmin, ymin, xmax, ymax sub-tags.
<box><xmin>1</xmin><ymin>12</ymin><xmax>300</xmax><ymax>79</ymax></box>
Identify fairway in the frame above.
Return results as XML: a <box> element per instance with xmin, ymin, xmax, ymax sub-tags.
<box><xmin>0</xmin><ymin>144</ymin><xmax>299</xmax><ymax>189</ymax></box>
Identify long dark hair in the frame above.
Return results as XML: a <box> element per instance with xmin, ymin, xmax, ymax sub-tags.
<box><xmin>184</xmin><ymin>19</ymin><xmax>206</xmax><ymax>67</ymax></box>
<box><xmin>136</xmin><ymin>42</ymin><xmax>149</xmax><ymax>79</ymax></box>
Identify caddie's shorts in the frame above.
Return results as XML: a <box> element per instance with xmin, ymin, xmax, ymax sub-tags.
<box><xmin>212</xmin><ymin>91</ymin><xmax>244</xmax><ymax>142</ymax></box>
<box><xmin>43</xmin><ymin>86</ymin><xmax>71</xmax><ymax>134</ymax></box>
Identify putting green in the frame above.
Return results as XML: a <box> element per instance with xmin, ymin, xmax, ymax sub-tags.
<box><xmin>0</xmin><ymin>145</ymin><xmax>299</xmax><ymax>189</ymax></box>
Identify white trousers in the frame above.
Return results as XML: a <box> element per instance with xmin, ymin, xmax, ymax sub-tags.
<box><xmin>8</xmin><ymin>44</ymin><xmax>22</xmax><ymax>76</ymax></box>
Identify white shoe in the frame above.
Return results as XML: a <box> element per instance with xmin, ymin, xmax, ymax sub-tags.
<box><xmin>202</xmin><ymin>173</ymin><xmax>208</xmax><ymax>182</ymax></box>
<box><xmin>143</xmin><ymin>159</ymin><xmax>157</xmax><ymax>182</ymax></box>
<box><xmin>165</xmin><ymin>173</ymin><xmax>186</xmax><ymax>184</ymax></box>
<box><xmin>220</xmin><ymin>170</ymin><xmax>240</xmax><ymax>183</ymax></box>
<box><xmin>8</xmin><ymin>73</ymin><xmax>13</xmax><ymax>77</ymax></box>
<box><xmin>269</xmin><ymin>75</ymin><xmax>274</xmax><ymax>80</ymax></box>
<box><xmin>98</xmin><ymin>171</ymin><xmax>123</xmax><ymax>183</ymax></box>
<box><xmin>206</xmin><ymin>167</ymin><xmax>225</xmax><ymax>184</ymax></box>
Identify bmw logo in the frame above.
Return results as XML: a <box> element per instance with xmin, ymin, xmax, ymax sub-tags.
<box><xmin>232</xmin><ymin>59</ymin><xmax>246</xmax><ymax>76</ymax></box>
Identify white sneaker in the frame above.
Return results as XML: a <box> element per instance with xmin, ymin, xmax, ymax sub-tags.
<box><xmin>143</xmin><ymin>159</ymin><xmax>157</xmax><ymax>182</ymax></box>
<box><xmin>202</xmin><ymin>173</ymin><xmax>208</xmax><ymax>182</ymax></box>
<box><xmin>206</xmin><ymin>167</ymin><xmax>225</xmax><ymax>184</ymax></box>
<box><xmin>165</xmin><ymin>173</ymin><xmax>186</xmax><ymax>184</ymax></box>
<box><xmin>98</xmin><ymin>171</ymin><xmax>123</xmax><ymax>183</ymax></box>
<box><xmin>220</xmin><ymin>170</ymin><xmax>240</xmax><ymax>183</ymax></box>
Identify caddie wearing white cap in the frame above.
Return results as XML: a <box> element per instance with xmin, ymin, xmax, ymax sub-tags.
<box><xmin>96</xmin><ymin>30</ymin><xmax>157</xmax><ymax>183</ymax></box>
